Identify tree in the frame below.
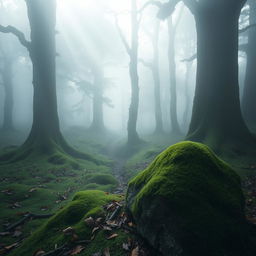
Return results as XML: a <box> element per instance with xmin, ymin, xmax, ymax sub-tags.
<box><xmin>0</xmin><ymin>51</ymin><xmax>14</xmax><ymax>131</ymax></box>
<box><xmin>167</xmin><ymin>7</ymin><xmax>183</xmax><ymax>135</ymax></box>
<box><xmin>241</xmin><ymin>0</ymin><xmax>256</xmax><ymax>129</ymax></box>
<box><xmin>159</xmin><ymin>0</ymin><xmax>254</xmax><ymax>153</ymax></box>
<box><xmin>0</xmin><ymin>0</ymin><xmax>95</xmax><ymax>163</ymax></box>
<box><xmin>115</xmin><ymin>0</ymin><xmax>141</xmax><ymax>145</ymax></box>
<box><xmin>140</xmin><ymin>19</ymin><xmax>164</xmax><ymax>134</ymax></box>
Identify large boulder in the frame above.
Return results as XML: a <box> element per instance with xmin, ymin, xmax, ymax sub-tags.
<box><xmin>126</xmin><ymin>141</ymin><xmax>255</xmax><ymax>256</ymax></box>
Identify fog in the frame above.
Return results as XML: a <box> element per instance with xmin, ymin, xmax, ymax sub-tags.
<box><xmin>0</xmin><ymin>0</ymin><xmax>199</xmax><ymax>140</ymax></box>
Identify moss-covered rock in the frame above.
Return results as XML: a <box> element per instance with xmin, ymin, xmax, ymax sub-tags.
<box><xmin>126</xmin><ymin>141</ymin><xmax>256</xmax><ymax>256</ymax></box>
<box><xmin>10</xmin><ymin>190</ymin><xmax>120</xmax><ymax>256</ymax></box>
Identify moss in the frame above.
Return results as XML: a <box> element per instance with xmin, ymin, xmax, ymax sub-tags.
<box><xmin>127</xmin><ymin>141</ymin><xmax>252</xmax><ymax>255</ymax></box>
<box><xmin>84</xmin><ymin>173</ymin><xmax>118</xmax><ymax>186</ymax></box>
<box><xmin>10</xmin><ymin>190</ymin><xmax>120</xmax><ymax>256</ymax></box>
<box><xmin>79</xmin><ymin>230</ymin><xmax>132</xmax><ymax>256</ymax></box>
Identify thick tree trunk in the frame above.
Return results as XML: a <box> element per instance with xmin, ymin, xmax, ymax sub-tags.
<box><xmin>23</xmin><ymin>0</ymin><xmax>62</xmax><ymax>153</ymax></box>
<box><xmin>168</xmin><ymin>17</ymin><xmax>181</xmax><ymax>134</ymax></box>
<box><xmin>187</xmin><ymin>3</ymin><xmax>253</xmax><ymax>151</ymax></box>
<box><xmin>127</xmin><ymin>0</ymin><xmax>140</xmax><ymax>145</ymax></box>
<box><xmin>152</xmin><ymin>20</ymin><xmax>164</xmax><ymax>134</ymax></box>
<box><xmin>241</xmin><ymin>0</ymin><xmax>256</xmax><ymax>129</ymax></box>
<box><xmin>183</xmin><ymin>61</ymin><xmax>192</xmax><ymax>128</ymax></box>
<box><xmin>2</xmin><ymin>58</ymin><xmax>14</xmax><ymax>131</ymax></box>
<box><xmin>18</xmin><ymin>0</ymin><xmax>94</xmax><ymax>161</ymax></box>
<box><xmin>91</xmin><ymin>67</ymin><xmax>105</xmax><ymax>131</ymax></box>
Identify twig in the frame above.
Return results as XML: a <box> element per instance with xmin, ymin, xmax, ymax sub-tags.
<box><xmin>6</xmin><ymin>213</ymin><xmax>53</xmax><ymax>231</ymax></box>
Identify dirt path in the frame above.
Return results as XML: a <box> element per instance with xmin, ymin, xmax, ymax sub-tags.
<box><xmin>112</xmin><ymin>158</ymin><xmax>128</xmax><ymax>194</ymax></box>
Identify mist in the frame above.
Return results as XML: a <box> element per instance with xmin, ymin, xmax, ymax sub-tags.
<box><xmin>0</xmin><ymin>0</ymin><xmax>256</xmax><ymax>255</ymax></box>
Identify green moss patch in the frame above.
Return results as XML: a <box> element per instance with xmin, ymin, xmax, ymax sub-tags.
<box><xmin>9</xmin><ymin>190</ymin><xmax>120</xmax><ymax>256</ymax></box>
<box><xmin>127</xmin><ymin>141</ymin><xmax>256</xmax><ymax>255</ymax></box>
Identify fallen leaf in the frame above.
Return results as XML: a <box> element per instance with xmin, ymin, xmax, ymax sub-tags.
<box><xmin>106</xmin><ymin>220</ymin><xmax>119</xmax><ymax>228</ymax></box>
<box><xmin>92</xmin><ymin>253</ymin><xmax>102</xmax><ymax>256</ymax></box>
<box><xmin>4</xmin><ymin>242</ymin><xmax>19</xmax><ymax>251</ymax></box>
<box><xmin>1</xmin><ymin>189</ymin><xmax>13</xmax><ymax>195</ymax></box>
<box><xmin>122</xmin><ymin>243</ymin><xmax>129</xmax><ymax>251</ymax></box>
<box><xmin>92</xmin><ymin>227</ymin><xmax>100</xmax><ymax>234</ymax></box>
<box><xmin>63</xmin><ymin>227</ymin><xmax>74</xmax><ymax>235</ymax></box>
<box><xmin>0</xmin><ymin>232</ymin><xmax>11</xmax><ymax>236</ymax></box>
<box><xmin>107</xmin><ymin>233</ymin><xmax>118</xmax><ymax>240</ymax></box>
<box><xmin>128</xmin><ymin>222</ymin><xmax>135</xmax><ymax>227</ymax></box>
<box><xmin>11</xmin><ymin>202</ymin><xmax>21</xmax><ymax>209</ymax></box>
<box><xmin>84</xmin><ymin>216</ymin><xmax>94</xmax><ymax>227</ymax></box>
<box><xmin>72</xmin><ymin>233</ymin><xmax>79</xmax><ymax>241</ymax></box>
<box><xmin>95</xmin><ymin>217</ymin><xmax>103</xmax><ymax>224</ymax></box>
<box><xmin>131</xmin><ymin>246</ymin><xmax>139</xmax><ymax>256</ymax></box>
<box><xmin>103</xmin><ymin>247</ymin><xmax>110</xmax><ymax>256</ymax></box>
<box><xmin>70</xmin><ymin>245</ymin><xmax>85</xmax><ymax>255</ymax></box>
<box><xmin>13</xmin><ymin>230</ymin><xmax>22</xmax><ymax>238</ymax></box>
<box><xmin>102</xmin><ymin>225</ymin><xmax>112</xmax><ymax>231</ymax></box>
<box><xmin>40</xmin><ymin>206</ymin><xmax>49</xmax><ymax>211</ymax></box>
<box><xmin>33</xmin><ymin>250</ymin><xmax>46</xmax><ymax>256</ymax></box>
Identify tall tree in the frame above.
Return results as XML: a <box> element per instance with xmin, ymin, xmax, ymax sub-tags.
<box><xmin>158</xmin><ymin>0</ymin><xmax>254</xmax><ymax>152</ymax></box>
<box><xmin>241</xmin><ymin>0</ymin><xmax>256</xmax><ymax>129</ymax></box>
<box><xmin>0</xmin><ymin>52</ymin><xmax>14</xmax><ymax>131</ymax></box>
<box><xmin>115</xmin><ymin>0</ymin><xmax>141</xmax><ymax>145</ymax></box>
<box><xmin>90</xmin><ymin>65</ymin><xmax>105</xmax><ymax>131</ymax></box>
<box><xmin>167</xmin><ymin>8</ymin><xmax>183</xmax><ymax>135</ymax></box>
<box><xmin>140</xmin><ymin>19</ymin><xmax>164</xmax><ymax>134</ymax></box>
<box><xmin>0</xmin><ymin>0</ymin><xmax>95</xmax><ymax>162</ymax></box>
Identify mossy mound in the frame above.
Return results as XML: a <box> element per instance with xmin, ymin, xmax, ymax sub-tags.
<box><xmin>126</xmin><ymin>141</ymin><xmax>256</xmax><ymax>256</ymax></box>
<box><xmin>10</xmin><ymin>190</ymin><xmax>121</xmax><ymax>256</ymax></box>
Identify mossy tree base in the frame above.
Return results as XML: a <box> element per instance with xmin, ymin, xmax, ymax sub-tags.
<box><xmin>0</xmin><ymin>134</ymin><xmax>102</xmax><ymax>166</ymax></box>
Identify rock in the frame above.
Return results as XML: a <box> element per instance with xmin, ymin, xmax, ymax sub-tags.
<box><xmin>126</xmin><ymin>141</ymin><xmax>256</xmax><ymax>256</ymax></box>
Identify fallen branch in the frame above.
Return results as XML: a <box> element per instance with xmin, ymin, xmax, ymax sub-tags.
<box><xmin>40</xmin><ymin>244</ymin><xmax>68</xmax><ymax>256</ymax></box>
<box><xmin>6</xmin><ymin>213</ymin><xmax>53</xmax><ymax>231</ymax></box>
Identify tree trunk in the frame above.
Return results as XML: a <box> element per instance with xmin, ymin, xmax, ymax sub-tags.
<box><xmin>152</xmin><ymin>20</ymin><xmax>164</xmax><ymax>134</ymax></box>
<box><xmin>187</xmin><ymin>3</ymin><xmax>253</xmax><ymax>151</ymax></box>
<box><xmin>168</xmin><ymin>17</ymin><xmax>181</xmax><ymax>134</ymax></box>
<box><xmin>91</xmin><ymin>67</ymin><xmax>105</xmax><ymax>131</ymax></box>
<box><xmin>23</xmin><ymin>0</ymin><xmax>62</xmax><ymax>153</ymax></box>
<box><xmin>127</xmin><ymin>0</ymin><xmax>140</xmax><ymax>145</ymax></box>
<box><xmin>183</xmin><ymin>61</ymin><xmax>192</xmax><ymax>128</ymax></box>
<box><xmin>2</xmin><ymin>57</ymin><xmax>14</xmax><ymax>131</ymax></box>
<box><xmin>241</xmin><ymin>0</ymin><xmax>256</xmax><ymax>129</ymax></box>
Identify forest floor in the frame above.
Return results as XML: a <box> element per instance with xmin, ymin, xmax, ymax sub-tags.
<box><xmin>0</xmin><ymin>127</ymin><xmax>256</xmax><ymax>255</ymax></box>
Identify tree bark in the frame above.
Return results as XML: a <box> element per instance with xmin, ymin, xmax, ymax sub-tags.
<box><xmin>241</xmin><ymin>0</ymin><xmax>256</xmax><ymax>129</ymax></box>
<box><xmin>91</xmin><ymin>67</ymin><xmax>105</xmax><ymax>131</ymax></box>
<box><xmin>183</xmin><ymin>61</ymin><xmax>192</xmax><ymax>128</ymax></box>
<box><xmin>152</xmin><ymin>20</ymin><xmax>164</xmax><ymax>134</ymax></box>
<box><xmin>0</xmin><ymin>0</ymin><xmax>97</xmax><ymax>163</ymax></box>
<box><xmin>1</xmin><ymin>57</ymin><xmax>14</xmax><ymax>131</ymax></box>
<box><xmin>168</xmin><ymin>17</ymin><xmax>181</xmax><ymax>134</ymax></box>
<box><xmin>127</xmin><ymin>0</ymin><xmax>140</xmax><ymax>145</ymax></box>
<box><xmin>23</xmin><ymin>0</ymin><xmax>62</xmax><ymax>153</ymax></box>
<box><xmin>187</xmin><ymin>2</ymin><xmax>253</xmax><ymax>151</ymax></box>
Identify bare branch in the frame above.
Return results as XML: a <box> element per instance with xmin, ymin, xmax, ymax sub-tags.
<box><xmin>0</xmin><ymin>25</ymin><xmax>31</xmax><ymax>50</ymax></box>
<box><xmin>138</xmin><ymin>0</ymin><xmax>162</xmax><ymax>13</ymax></box>
<box><xmin>182</xmin><ymin>0</ymin><xmax>198</xmax><ymax>14</ymax></box>
<box><xmin>114</xmin><ymin>15</ymin><xmax>131</xmax><ymax>56</ymax></box>
<box><xmin>157</xmin><ymin>0</ymin><xmax>180</xmax><ymax>20</ymax></box>
<box><xmin>239</xmin><ymin>23</ymin><xmax>256</xmax><ymax>33</ymax></box>
<box><xmin>139</xmin><ymin>58</ymin><xmax>153</xmax><ymax>69</ymax></box>
<box><xmin>181</xmin><ymin>53</ymin><xmax>197</xmax><ymax>62</ymax></box>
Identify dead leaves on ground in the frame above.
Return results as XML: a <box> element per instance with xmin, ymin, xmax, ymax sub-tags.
<box><xmin>0</xmin><ymin>242</ymin><xmax>20</xmax><ymax>255</ymax></box>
